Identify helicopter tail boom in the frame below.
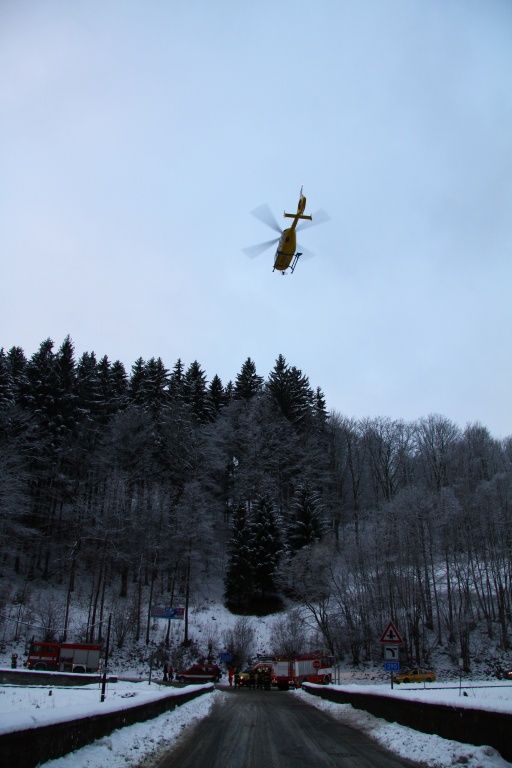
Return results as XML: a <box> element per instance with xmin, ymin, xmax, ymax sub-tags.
<box><xmin>284</xmin><ymin>189</ymin><xmax>312</xmax><ymax>226</ymax></box>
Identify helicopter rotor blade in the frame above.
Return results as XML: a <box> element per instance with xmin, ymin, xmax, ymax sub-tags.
<box><xmin>297</xmin><ymin>244</ymin><xmax>315</xmax><ymax>261</ymax></box>
<box><xmin>243</xmin><ymin>238</ymin><xmax>279</xmax><ymax>259</ymax></box>
<box><xmin>250</xmin><ymin>204</ymin><xmax>282</xmax><ymax>234</ymax></box>
<box><xmin>297</xmin><ymin>208</ymin><xmax>330</xmax><ymax>231</ymax></box>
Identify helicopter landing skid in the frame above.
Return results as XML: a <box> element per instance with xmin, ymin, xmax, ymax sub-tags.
<box><xmin>289</xmin><ymin>252</ymin><xmax>302</xmax><ymax>274</ymax></box>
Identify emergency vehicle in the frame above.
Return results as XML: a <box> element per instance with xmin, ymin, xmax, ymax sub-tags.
<box><xmin>26</xmin><ymin>641</ymin><xmax>102</xmax><ymax>673</ymax></box>
<box><xmin>175</xmin><ymin>661</ymin><xmax>221</xmax><ymax>683</ymax></box>
<box><xmin>272</xmin><ymin>654</ymin><xmax>333</xmax><ymax>689</ymax></box>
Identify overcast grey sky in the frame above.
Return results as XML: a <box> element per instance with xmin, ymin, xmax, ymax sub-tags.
<box><xmin>1</xmin><ymin>0</ymin><xmax>511</xmax><ymax>437</ymax></box>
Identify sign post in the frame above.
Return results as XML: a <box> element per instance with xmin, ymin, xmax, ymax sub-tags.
<box><xmin>379</xmin><ymin>621</ymin><xmax>403</xmax><ymax>689</ymax></box>
<box><xmin>100</xmin><ymin>614</ymin><xmax>112</xmax><ymax>703</ymax></box>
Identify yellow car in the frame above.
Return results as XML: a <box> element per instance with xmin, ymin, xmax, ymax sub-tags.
<box><xmin>394</xmin><ymin>668</ymin><xmax>436</xmax><ymax>684</ymax></box>
<box><xmin>237</xmin><ymin>668</ymin><xmax>254</xmax><ymax>688</ymax></box>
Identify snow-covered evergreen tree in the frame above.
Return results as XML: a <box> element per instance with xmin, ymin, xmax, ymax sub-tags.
<box><xmin>224</xmin><ymin>380</ymin><xmax>234</xmax><ymax>404</ymax></box>
<box><xmin>0</xmin><ymin>349</ymin><xmax>14</xmax><ymax>409</ymax></box>
<box><xmin>6</xmin><ymin>346</ymin><xmax>28</xmax><ymax>405</ymax></box>
<box><xmin>97</xmin><ymin>355</ymin><xmax>114</xmax><ymax>421</ymax></box>
<box><xmin>54</xmin><ymin>335</ymin><xmax>79</xmax><ymax>436</ymax></box>
<box><xmin>267</xmin><ymin>354</ymin><xmax>289</xmax><ymax>413</ymax></box>
<box><xmin>129</xmin><ymin>357</ymin><xmax>146</xmax><ymax>405</ymax></box>
<box><xmin>141</xmin><ymin>357</ymin><xmax>170</xmax><ymax>414</ymax></box>
<box><xmin>77</xmin><ymin>351</ymin><xmax>102</xmax><ymax>421</ymax></box>
<box><xmin>25</xmin><ymin>338</ymin><xmax>59</xmax><ymax>437</ymax></box>
<box><xmin>183</xmin><ymin>360</ymin><xmax>212</xmax><ymax>424</ymax></box>
<box><xmin>234</xmin><ymin>357</ymin><xmax>263</xmax><ymax>400</ymax></box>
<box><xmin>169</xmin><ymin>358</ymin><xmax>185</xmax><ymax>401</ymax></box>
<box><xmin>249</xmin><ymin>495</ymin><xmax>282</xmax><ymax>601</ymax></box>
<box><xmin>267</xmin><ymin>354</ymin><xmax>313</xmax><ymax>425</ymax></box>
<box><xmin>224</xmin><ymin>503</ymin><xmax>254</xmax><ymax>611</ymax></box>
<box><xmin>287</xmin><ymin>482</ymin><xmax>326</xmax><ymax>553</ymax></box>
<box><xmin>286</xmin><ymin>365</ymin><xmax>314</xmax><ymax>425</ymax></box>
<box><xmin>208</xmin><ymin>374</ymin><xmax>225</xmax><ymax>416</ymax></box>
<box><xmin>110</xmin><ymin>360</ymin><xmax>128</xmax><ymax>410</ymax></box>
<box><xmin>313</xmin><ymin>386</ymin><xmax>328</xmax><ymax>429</ymax></box>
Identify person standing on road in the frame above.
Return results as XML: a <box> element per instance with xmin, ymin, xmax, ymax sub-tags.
<box><xmin>228</xmin><ymin>667</ymin><xmax>234</xmax><ymax>687</ymax></box>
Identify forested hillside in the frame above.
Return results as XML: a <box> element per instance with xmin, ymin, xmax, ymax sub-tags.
<box><xmin>1</xmin><ymin>336</ymin><xmax>511</xmax><ymax>673</ymax></box>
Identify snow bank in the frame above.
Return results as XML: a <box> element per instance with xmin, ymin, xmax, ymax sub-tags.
<box><xmin>0</xmin><ymin>680</ymin><xmax>210</xmax><ymax>735</ymax></box>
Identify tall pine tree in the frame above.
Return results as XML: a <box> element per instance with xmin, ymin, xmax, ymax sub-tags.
<box><xmin>169</xmin><ymin>358</ymin><xmax>185</xmax><ymax>401</ymax></box>
<box><xmin>183</xmin><ymin>361</ymin><xmax>212</xmax><ymax>424</ymax></box>
<box><xmin>268</xmin><ymin>354</ymin><xmax>314</xmax><ymax>425</ymax></box>
<box><xmin>141</xmin><ymin>357</ymin><xmax>170</xmax><ymax>415</ymax></box>
<box><xmin>249</xmin><ymin>495</ymin><xmax>282</xmax><ymax>609</ymax></box>
<box><xmin>224</xmin><ymin>503</ymin><xmax>254</xmax><ymax>612</ymax></box>
<box><xmin>77</xmin><ymin>351</ymin><xmax>102</xmax><ymax>422</ymax></box>
<box><xmin>287</xmin><ymin>482</ymin><xmax>326</xmax><ymax>553</ymax></box>
<box><xmin>234</xmin><ymin>358</ymin><xmax>263</xmax><ymax>400</ymax></box>
<box><xmin>110</xmin><ymin>360</ymin><xmax>128</xmax><ymax>411</ymax></box>
<box><xmin>0</xmin><ymin>349</ymin><xmax>14</xmax><ymax>409</ymax></box>
<box><xmin>54</xmin><ymin>335</ymin><xmax>78</xmax><ymax>437</ymax></box>
<box><xmin>6</xmin><ymin>346</ymin><xmax>28</xmax><ymax>405</ymax></box>
<box><xmin>208</xmin><ymin>374</ymin><xmax>225</xmax><ymax>416</ymax></box>
<box><xmin>129</xmin><ymin>357</ymin><xmax>146</xmax><ymax>405</ymax></box>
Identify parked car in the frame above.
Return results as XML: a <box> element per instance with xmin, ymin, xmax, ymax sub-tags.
<box><xmin>393</xmin><ymin>667</ymin><xmax>436</xmax><ymax>684</ymax></box>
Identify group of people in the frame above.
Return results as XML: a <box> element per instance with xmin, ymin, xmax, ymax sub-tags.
<box><xmin>162</xmin><ymin>663</ymin><xmax>174</xmax><ymax>682</ymax></box>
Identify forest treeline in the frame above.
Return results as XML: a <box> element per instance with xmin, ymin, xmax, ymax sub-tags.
<box><xmin>1</xmin><ymin>335</ymin><xmax>511</xmax><ymax>672</ymax></box>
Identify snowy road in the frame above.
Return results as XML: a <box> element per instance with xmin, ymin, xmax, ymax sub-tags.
<box><xmin>152</xmin><ymin>689</ymin><xmax>416</xmax><ymax>768</ymax></box>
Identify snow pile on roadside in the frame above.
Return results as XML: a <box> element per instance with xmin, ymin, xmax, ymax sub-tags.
<box><xmin>328</xmin><ymin>680</ymin><xmax>512</xmax><ymax>713</ymax></box>
<box><xmin>0</xmin><ymin>680</ymin><xmax>210</xmax><ymax>735</ymax></box>
<box><xmin>295</xmin><ymin>689</ymin><xmax>512</xmax><ymax>768</ymax></box>
<box><xmin>39</xmin><ymin>689</ymin><xmax>223</xmax><ymax>768</ymax></box>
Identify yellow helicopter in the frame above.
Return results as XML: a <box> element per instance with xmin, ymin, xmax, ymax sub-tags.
<box><xmin>243</xmin><ymin>188</ymin><xmax>328</xmax><ymax>274</ymax></box>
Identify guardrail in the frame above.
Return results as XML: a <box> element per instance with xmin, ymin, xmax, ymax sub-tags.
<box><xmin>0</xmin><ymin>683</ymin><xmax>214</xmax><ymax>768</ymax></box>
<box><xmin>0</xmin><ymin>668</ymin><xmax>117</xmax><ymax>686</ymax></box>
<box><xmin>302</xmin><ymin>683</ymin><xmax>512</xmax><ymax>762</ymax></box>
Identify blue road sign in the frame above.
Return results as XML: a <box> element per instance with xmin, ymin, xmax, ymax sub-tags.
<box><xmin>151</xmin><ymin>606</ymin><xmax>185</xmax><ymax>619</ymax></box>
<box><xmin>384</xmin><ymin>661</ymin><xmax>400</xmax><ymax>672</ymax></box>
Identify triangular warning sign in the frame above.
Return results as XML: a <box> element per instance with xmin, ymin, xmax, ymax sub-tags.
<box><xmin>379</xmin><ymin>621</ymin><xmax>403</xmax><ymax>644</ymax></box>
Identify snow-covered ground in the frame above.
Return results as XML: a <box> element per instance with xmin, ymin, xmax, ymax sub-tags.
<box><xmin>324</xmin><ymin>679</ymin><xmax>512</xmax><ymax>713</ymax></box>
<box><xmin>0</xmin><ymin>676</ymin><xmax>212</xmax><ymax>734</ymax></box>
<box><xmin>296</xmin><ymin>686</ymin><xmax>512</xmax><ymax>768</ymax></box>
<box><xmin>2</xmin><ymin>676</ymin><xmax>512</xmax><ymax>767</ymax></box>
<box><xmin>40</xmin><ymin>688</ymin><xmax>223</xmax><ymax>768</ymax></box>
<box><xmin>0</xmin><ymin>677</ymin><xmax>221</xmax><ymax>768</ymax></box>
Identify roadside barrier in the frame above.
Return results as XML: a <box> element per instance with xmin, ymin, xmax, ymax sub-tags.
<box><xmin>0</xmin><ymin>683</ymin><xmax>214</xmax><ymax>768</ymax></box>
<box><xmin>0</xmin><ymin>668</ymin><xmax>117</xmax><ymax>686</ymax></box>
<box><xmin>302</xmin><ymin>683</ymin><xmax>512</xmax><ymax>762</ymax></box>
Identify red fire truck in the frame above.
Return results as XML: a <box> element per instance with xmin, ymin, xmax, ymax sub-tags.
<box><xmin>26</xmin><ymin>641</ymin><xmax>102</xmax><ymax>673</ymax></box>
<box><xmin>271</xmin><ymin>654</ymin><xmax>333</xmax><ymax>689</ymax></box>
<box><xmin>175</xmin><ymin>661</ymin><xmax>221</xmax><ymax>683</ymax></box>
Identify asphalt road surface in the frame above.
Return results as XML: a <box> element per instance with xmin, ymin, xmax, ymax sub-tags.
<box><xmin>152</xmin><ymin>689</ymin><xmax>418</xmax><ymax>768</ymax></box>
